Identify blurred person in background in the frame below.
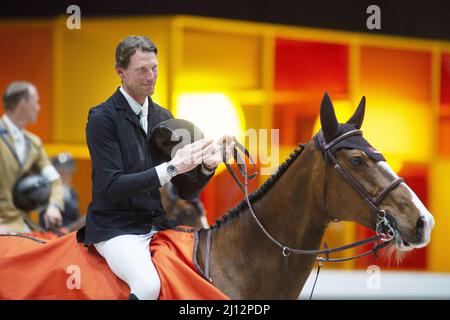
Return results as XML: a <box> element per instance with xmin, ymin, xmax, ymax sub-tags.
<box><xmin>0</xmin><ymin>81</ymin><xmax>64</xmax><ymax>234</ymax></box>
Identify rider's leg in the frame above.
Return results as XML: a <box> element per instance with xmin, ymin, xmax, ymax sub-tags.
<box><xmin>94</xmin><ymin>228</ymin><xmax>160</xmax><ymax>300</ymax></box>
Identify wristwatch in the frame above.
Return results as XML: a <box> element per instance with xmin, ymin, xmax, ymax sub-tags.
<box><xmin>167</xmin><ymin>163</ymin><xmax>178</xmax><ymax>178</ymax></box>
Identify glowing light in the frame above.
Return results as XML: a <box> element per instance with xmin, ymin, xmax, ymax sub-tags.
<box><xmin>312</xmin><ymin>99</ymin><xmax>433</xmax><ymax>166</ymax></box>
<box><xmin>174</xmin><ymin>92</ymin><xmax>246</xmax><ymax>174</ymax></box>
<box><xmin>174</xmin><ymin>92</ymin><xmax>246</xmax><ymax>141</ymax></box>
<box><xmin>363</xmin><ymin>99</ymin><xmax>432</xmax><ymax>164</ymax></box>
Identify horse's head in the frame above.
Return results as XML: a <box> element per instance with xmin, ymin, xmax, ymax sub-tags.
<box><xmin>315</xmin><ymin>92</ymin><xmax>435</xmax><ymax>252</ymax></box>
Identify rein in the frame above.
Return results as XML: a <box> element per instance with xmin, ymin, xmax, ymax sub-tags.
<box><xmin>201</xmin><ymin>131</ymin><xmax>402</xmax><ymax>299</ymax></box>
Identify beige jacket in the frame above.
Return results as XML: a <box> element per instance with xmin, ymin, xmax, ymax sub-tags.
<box><xmin>0</xmin><ymin>116</ymin><xmax>64</xmax><ymax>232</ymax></box>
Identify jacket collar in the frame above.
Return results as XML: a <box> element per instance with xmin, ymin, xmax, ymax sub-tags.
<box><xmin>112</xmin><ymin>87</ymin><xmax>154</xmax><ymax>110</ymax></box>
<box><xmin>0</xmin><ymin>116</ymin><xmax>29</xmax><ymax>167</ymax></box>
<box><xmin>119</xmin><ymin>86</ymin><xmax>149</xmax><ymax>116</ymax></box>
<box><xmin>112</xmin><ymin>88</ymin><xmax>151</xmax><ymax>136</ymax></box>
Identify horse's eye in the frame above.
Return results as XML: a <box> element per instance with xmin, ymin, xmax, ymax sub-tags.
<box><xmin>349</xmin><ymin>156</ymin><xmax>363</xmax><ymax>166</ymax></box>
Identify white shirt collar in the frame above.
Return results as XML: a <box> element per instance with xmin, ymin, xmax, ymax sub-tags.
<box><xmin>3</xmin><ymin>114</ymin><xmax>23</xmax><ymax>138</ymax></box>
<box><xmin>119</xmin><ymin>86</ymin><xmax>149</xmax><ymax>115</ymax></box>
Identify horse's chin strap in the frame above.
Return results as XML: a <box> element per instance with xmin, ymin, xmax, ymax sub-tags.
<box><xmin>319</xmin><ymin>129</ymin><xmax>357</xmax><ymax>223</ymax></box>
<box><xmin>321</xmin><ymin>150</ymin><xmax>341</xmax><ymax>222</ymax></box>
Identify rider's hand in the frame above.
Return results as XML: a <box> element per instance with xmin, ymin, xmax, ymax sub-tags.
<box><xmin>43</xmin><ymin>205</ymin><xmax>63</xmax><ymax>230</ymax></box>
<box><xmin>202</xmin><ymin>135</ymin><xmax>236</xmax><ymax>170</ymax></box>
<box><xmin>169</xmin><ymin>138</ymin><xmax>213</xmax><ymax>175</ymax></box>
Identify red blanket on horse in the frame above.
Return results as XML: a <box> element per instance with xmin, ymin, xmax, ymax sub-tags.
<box><xmin>0</xmin><ymin>229</ymin><xmax>229</xmax><ymax>300</ymax></box>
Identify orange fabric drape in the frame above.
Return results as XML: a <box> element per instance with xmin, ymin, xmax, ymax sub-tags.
<box><xmin>0</xmin><ymin>229</ymin><xmax>229</xmax><ymax>300</ymax></box>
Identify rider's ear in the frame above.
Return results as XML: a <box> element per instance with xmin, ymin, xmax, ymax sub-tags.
<box><xmin>346</xmin><ymin>96</ymin><xmax>366</xmax><ymax>129</ymax></box>
<box><xmin>320</xmin><ymin>91</ymin><xmax>339</xmax><ymax>141</ymax></box>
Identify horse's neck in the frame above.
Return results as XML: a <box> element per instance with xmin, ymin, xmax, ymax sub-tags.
<box><xmin>206</xmin><ymin>144</ymin><xmax>330</xmax><ymax>299</ymax></box>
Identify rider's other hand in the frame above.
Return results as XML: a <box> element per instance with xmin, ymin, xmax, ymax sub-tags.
<box><xmin>169</xmin><ymin>138</ymin><xmax>213</xmax><ymax>175</ymax></box>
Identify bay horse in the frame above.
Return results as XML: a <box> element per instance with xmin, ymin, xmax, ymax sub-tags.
<box><xmin>0</xmin><ymin>93</ymin><xmax>435</xmax><ymax>300</ymax></box>
<box><xmin>194</xmin><ymin>92</ymin><xmax>435</xmax><ymax>299</ymax></box>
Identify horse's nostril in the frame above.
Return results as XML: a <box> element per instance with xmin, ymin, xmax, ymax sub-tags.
<box><xmin>416</xmin><ymin>217</ymin><xmax>425</xmax><ymax>233</ymax></box>
<box><xmin>415</xmin><ymin>217</ymin><xmax>426</xmax><ymax>243</ymax></box>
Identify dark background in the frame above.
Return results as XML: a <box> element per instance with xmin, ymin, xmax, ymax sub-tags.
<box><xmin>1</xmin><ymin>0</ymin><xmax>449</xmax><ymax>41</ymax></box>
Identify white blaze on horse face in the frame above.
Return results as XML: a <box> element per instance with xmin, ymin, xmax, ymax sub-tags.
<box><xmin>406</xmin><ymin>184</ymin><xmax>435</xmax><ymax>248</ymax></box>
<box><xmin>378</xmin><ymin>161</ymin><xmax>435</xmax><ymax>248</ymax></box>
<box><xmin>200</xmin><ymin>215</ymin><xmax>209</xmax><ymax>229</ymax></box>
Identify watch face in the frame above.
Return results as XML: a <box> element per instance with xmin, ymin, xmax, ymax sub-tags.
<box><xmin>168</xmin><ymin>165</ymin><xmax>177</xmax><ymax>177</ymax></box>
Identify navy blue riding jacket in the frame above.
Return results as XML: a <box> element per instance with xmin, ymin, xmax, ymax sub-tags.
<box><xmin>76</xmin><ymin>88</ymin><xmax>213</xmax><ymax>245</ymax></box>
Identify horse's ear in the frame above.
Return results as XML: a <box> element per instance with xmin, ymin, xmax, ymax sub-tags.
<box><xmin>346</xmin><ymin>96</ymin><xmax>366</xmax><ymax>129</ymax></box>
<box><xmin>320</xmin><ymin>91</ymin><xmax>339</xmax><ymax>140</ymax></box>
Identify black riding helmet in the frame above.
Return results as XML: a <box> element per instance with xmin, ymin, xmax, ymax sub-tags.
<box><xmin>150</xmin><ymin>118</ymin><xmax>204</xmax><ymax>162</ymax></box>
<box><xmin>12</xmin><ymin>174</ymin><xmax>51</xmax><ymax>211</ymax></box>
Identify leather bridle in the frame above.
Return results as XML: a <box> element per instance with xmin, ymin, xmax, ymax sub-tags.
<box><xmin>317</xmin><ymin>129</ymin><xmax>403</xmax><ymax>243</ymax></box>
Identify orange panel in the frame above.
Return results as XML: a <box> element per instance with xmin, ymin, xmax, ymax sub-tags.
<box><xmin>273</xmin><ymin>39</ymin><xmax>349</xmax><ymax>145</ymax></box>
<box><xmin>441</xmin><ymin>53</ymin><xmax>450</xmax><ymax>104</ymax></box>
<box><xmin>439</xmin><ymin>117</ymin><xmax>450</xmax><ymax>157</ymax></box>
<box><xmin>275</xmin><ymin>39</ymin><xmax>349</xmax><ymax>96</ymax></box>
<box><xmin>71</xmin><ymin>158</ymin><xmax>92</xmax><ymax>216</ymax></box>
<box><xmin>0</xmin><ymin>26</ymin><xmax>53</xmax><ymax>142</ymax></box>
<box><xmin>360</xmin><ymin>46</ymin><xmax>431</xmax><ymax>103</ymax></box>
<box><xmin>439</xmin><ymin>54</ymin><xmax>450</xmax><ymax>157</ymax></box>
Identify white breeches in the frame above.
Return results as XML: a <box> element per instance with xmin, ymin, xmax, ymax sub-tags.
<box><xmin>94</xmin><ymin>227</ymin><xmax>161</xmax><ymax>300</ymax></box>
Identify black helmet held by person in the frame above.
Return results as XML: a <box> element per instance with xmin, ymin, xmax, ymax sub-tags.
<box><xmin>12</xmin><ymin>174</ymin><xmax>50</xmax><ymax>212</ymax></box>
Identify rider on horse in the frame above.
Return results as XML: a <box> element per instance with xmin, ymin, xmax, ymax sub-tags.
<box><xmin>76</xmin><ymin>35</ymin><xmax>235</xmax><ymax>300</ymax></box>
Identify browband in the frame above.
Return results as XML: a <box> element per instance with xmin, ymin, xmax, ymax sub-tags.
<box><xmin>320</xmin><ymin>129</ymin><xmax>363</xmax><ymax>151</ymax></box>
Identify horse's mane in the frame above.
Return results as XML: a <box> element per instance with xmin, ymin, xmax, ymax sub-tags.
<box><xmin>209</xmin><ymin>144</ymin><xmax>305</xmax><ymax>229</ymax></box>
